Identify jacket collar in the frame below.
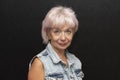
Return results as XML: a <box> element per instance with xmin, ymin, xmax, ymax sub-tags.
<box><xmin>46</xmin><ymin>43</ymin><xmax>74</xmax><ymax>66</ymax></box>
<box><xmin>46</xmin><ymin>43</ymin><xmax>61</xmax><ymax>64</ymax></box>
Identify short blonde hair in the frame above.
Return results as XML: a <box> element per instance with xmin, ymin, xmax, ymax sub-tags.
<box><xmin>41</xmin><ymin>6</ymin><xmax>79</xmax><ymax>44</ymax></box>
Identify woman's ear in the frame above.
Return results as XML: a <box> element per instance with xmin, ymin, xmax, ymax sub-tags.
<box><xmin>48</xmin><ymin>36</ymin><xmax>51</xmax><ymax>43</ymax></box>
<box><xmin>47</xmin><ymin>32</ymin><xmax>51</xmax><ymax>41</ymax></box>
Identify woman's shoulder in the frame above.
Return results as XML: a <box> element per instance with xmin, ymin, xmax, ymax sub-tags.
<box><xmin>29</xmin><ymin>49</ymin><xmax>49</xmax><ymax>69</ymax></box>
<box><xmin>67</xmin><ymin>52</ymin><xmax>81</xmax><ymax>62</ymax></box>
<box><xmin>36</xmin><ymin>49</ymin><xmax>48</xmax><ymax>58</ymax></box>
<box><xmin>67</xmin><ymin>52</ymin><xmax>77</xmax><ymax>58</ymax></box>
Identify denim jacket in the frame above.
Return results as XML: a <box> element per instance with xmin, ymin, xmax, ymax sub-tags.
<box><xmin>29</xmin><ymin>43</ymin><xmax>84</xmax><ymax>80</ymax></box>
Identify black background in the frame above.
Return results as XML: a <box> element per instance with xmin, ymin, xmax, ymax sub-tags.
<box><xmin>0</xmin><ymin>0</ymin><xmax>120</xmax><ymax>80</ymax></box>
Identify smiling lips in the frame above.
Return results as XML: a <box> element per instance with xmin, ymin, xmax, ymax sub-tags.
<box><xmin>58</xmin><ymin>43</ymin><xmax>68</xmax><ymax>46</ymax></box>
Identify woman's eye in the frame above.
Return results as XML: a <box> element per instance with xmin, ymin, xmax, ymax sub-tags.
<box><xmin>65</xmin><ymin>30</ymin><xmax>72</xmax><ymax>34</ymax></box>
<box><xmin>54</xmin><ymin>30</ymin><xmax>60</xmax><ymax>33</ymax></box>
<box><xmin>53</xmin><ymin>30</ymin><xmax>61</xmax><ymax>34</ymax></box>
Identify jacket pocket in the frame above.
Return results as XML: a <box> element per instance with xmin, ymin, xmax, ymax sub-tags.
<box><xmin>74</xmin><ymin>69</ymin><xmax>84</xmax><ymax>79</ymax></box>
<box><xmin>46</xmin><ymin>72</ymin><xmax>63</xmax><ymax>80</ymax></box>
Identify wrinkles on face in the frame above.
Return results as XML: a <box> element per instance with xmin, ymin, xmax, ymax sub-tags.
<box><xmin>49</xmin><ymin>25</ymin><xmax>75</xmax><ymax>52</ymax></box>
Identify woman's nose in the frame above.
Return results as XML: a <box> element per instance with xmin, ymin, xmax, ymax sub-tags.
<box><xmin>60</xmin><ymin>32</ymin><xmax>66</xmax><ymax>41</ymax></box>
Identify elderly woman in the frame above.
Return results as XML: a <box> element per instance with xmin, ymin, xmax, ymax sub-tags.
<box><xmin>28</xmin><ymin>6</ymin><xmax>84</xmax><ymax>80</ymax></box>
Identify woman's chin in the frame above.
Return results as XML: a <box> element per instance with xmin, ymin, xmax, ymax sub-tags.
<box><xmin>57</xmin><ymin>44</ymin><xmax>69</xmax><ymax>50</ymax></box>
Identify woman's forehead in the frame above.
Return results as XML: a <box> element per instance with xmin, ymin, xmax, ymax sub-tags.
<box><xmin>52</xmin><ymin>24</ymin><xmax>73</xmax><ymax>30</ymax></box>
<box><xmin>52</xmin><ymin>23</ymin><xmax>74</xmax><ymax>28</ymax></box>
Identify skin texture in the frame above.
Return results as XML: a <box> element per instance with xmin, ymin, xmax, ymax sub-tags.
<box><xmin>28</xmin><ymin>58</ymin><xmax>44</xmax><ymax>80</ymax></box>
<box><xmin>49</xmin><ymin>25</ymin><xmax>74</xmax><ymax>64</ymax></box>
<box><xmin>28</xmin><ymin>25</ymin><xmax>75</xmax><ymax>80</ymax></box>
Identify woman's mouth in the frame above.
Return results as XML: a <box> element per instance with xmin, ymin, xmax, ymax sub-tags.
<box><xmin>58</xmin><ymin>43</ymin><xmax>67</xmax><ymax>46</ymax></box>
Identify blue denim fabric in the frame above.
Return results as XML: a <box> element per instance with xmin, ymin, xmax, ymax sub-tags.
<box><xmin>29</xmin><ymin>43</ymin><xmax>84</xmax><ymax>80</ymax></box>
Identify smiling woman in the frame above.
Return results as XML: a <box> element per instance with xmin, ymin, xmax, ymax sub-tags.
<box><xmin>28</xmin><ymin>6</ymin><xmax>84</xmax><ymax>80</ymax></box>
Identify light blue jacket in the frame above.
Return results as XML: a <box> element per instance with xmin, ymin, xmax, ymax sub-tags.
<box><xmin>29</xmin><ymin>43</ymin><xmax>84</xmax><ymax>80</ymax></box>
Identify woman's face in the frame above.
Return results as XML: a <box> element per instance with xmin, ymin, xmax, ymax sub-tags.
<box><xmin>49</xmin><ymin>24</ymin><xmax>75</xmax><ymax>52</ymax></box>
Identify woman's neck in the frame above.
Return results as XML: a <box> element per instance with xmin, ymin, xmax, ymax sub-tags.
<box><xmin>50</xmin><ymin>44</ymin><xmax>68</xmax><ymax>65</ymax></box>
<box><xmin>54</xmin><ymin>48</ymin><xmax>68</xmax><ymax>65</ymax></box>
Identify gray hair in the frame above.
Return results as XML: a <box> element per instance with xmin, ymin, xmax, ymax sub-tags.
<box><xmin>41</xmin><ymin>6</ymin><xmax>79</xmax><ymax>44</ymax></box>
